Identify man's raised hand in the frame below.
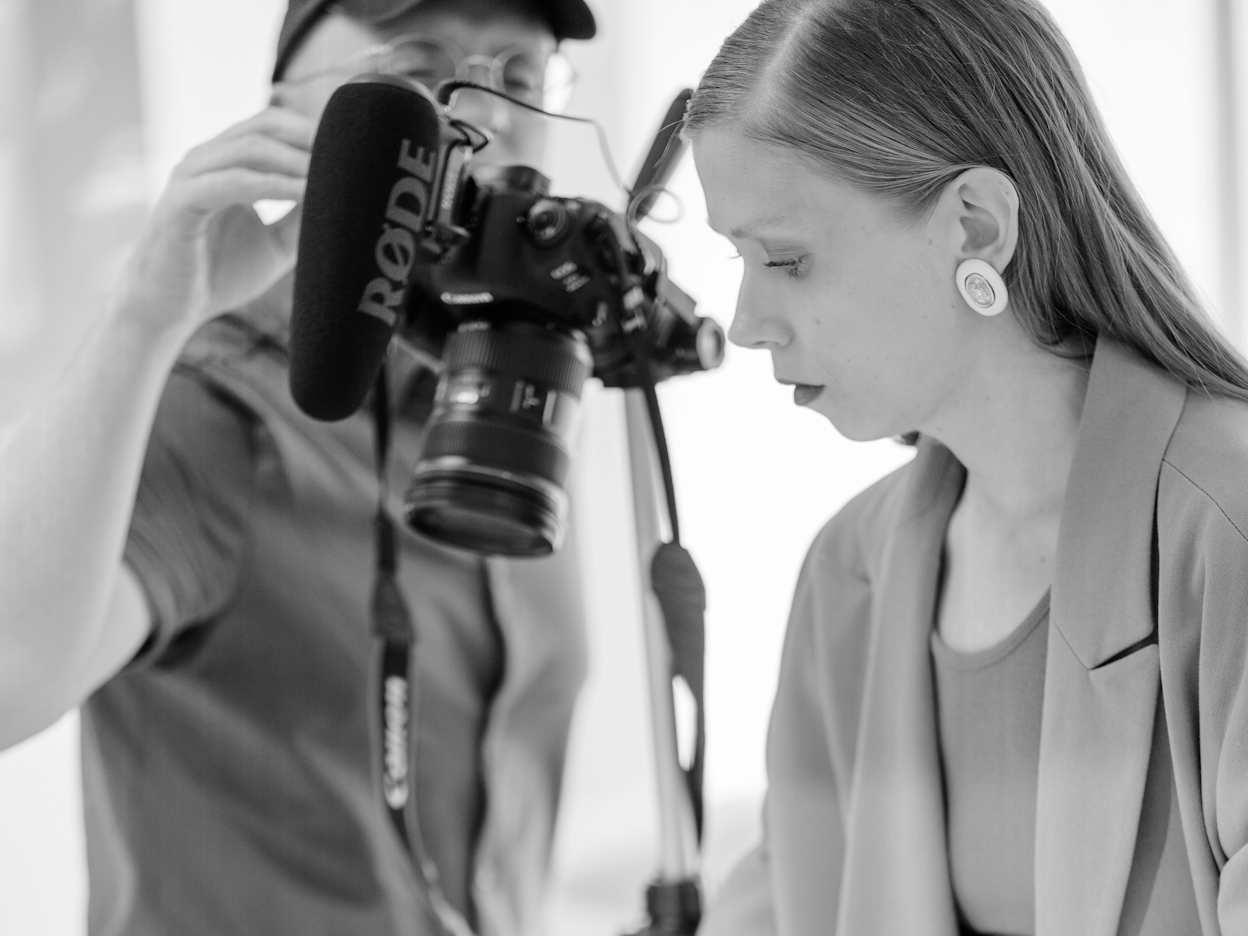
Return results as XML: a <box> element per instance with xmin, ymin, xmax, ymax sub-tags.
<box><xmin>119</xmin><ymin>106</ymin><xmax>315</xmax><ymax>336</ymax></box>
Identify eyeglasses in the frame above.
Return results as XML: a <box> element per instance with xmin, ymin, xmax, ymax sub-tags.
<box><xmin>278</xmin><ymin>33</ymin><xmax>577</xmax><ymax>114</ymax></box>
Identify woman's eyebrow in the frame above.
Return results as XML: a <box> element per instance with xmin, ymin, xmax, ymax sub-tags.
<box><xmin>729</xmin><ymin>208</ymin><xmax>795</xmax><ymax>239</ymax></box>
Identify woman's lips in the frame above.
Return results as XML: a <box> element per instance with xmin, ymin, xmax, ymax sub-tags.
<box><xmin>793</xmin><ymin>384</ymin><xmax>824</xmax><ymax>406</ymax></box>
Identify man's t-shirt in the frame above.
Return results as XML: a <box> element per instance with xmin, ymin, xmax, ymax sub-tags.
<box><xmin>81</xmin><ymin>286</ymin><xmax>586</xmax><ymax>936</ymax></box>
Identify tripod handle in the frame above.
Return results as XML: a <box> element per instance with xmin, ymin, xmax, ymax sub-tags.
<box><xmin>629</xmin><ymin>89</ymin><xmax>693</xmax><ymax>221</ymax></box>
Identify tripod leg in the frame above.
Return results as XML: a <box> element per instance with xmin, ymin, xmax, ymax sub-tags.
<box><xmin>622</xmin><ymin>389</ymin><xmax>701</xmax><ymax>934</ymax></box>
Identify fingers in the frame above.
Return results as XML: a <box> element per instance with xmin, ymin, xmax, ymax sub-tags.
<box><xmin>167</xmin><ymin>170</ymin><xmax>306</xmax><ymax>220</ymax></box>
<box><xmin>172</xmin><ymin>105</ymin><xmax>314</xmax><ymax>191</ymax></box>
<box><xmin>118</xmin><ymin>107</ymin><xmax>318</xmax><ymax>328</ymax></box>
<box><xmin>213</xmin><ymin>105</ymin><xmax>316</xmax><ymax>151</ymax></box>
<box><xmin>177</xmin><ymin>134</ymin><xmax>311</xmax><ymax>182</ymax></box>
<box><xmin>162</xmin><ymin>106</ymin><xmax>315</xmax><ymax>224</ymax></box>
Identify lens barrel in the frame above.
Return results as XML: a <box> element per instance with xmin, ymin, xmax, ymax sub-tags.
<box><xmin>405</xmin><ymin>320</ymin><xmax>592</xmax><ymax>556</ymax></box>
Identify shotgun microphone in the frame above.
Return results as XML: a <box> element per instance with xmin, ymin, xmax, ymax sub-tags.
<box><xmin>289</xmin><ymin>75</ymin><xmax>445</xmax><ymax>421</ymax></box>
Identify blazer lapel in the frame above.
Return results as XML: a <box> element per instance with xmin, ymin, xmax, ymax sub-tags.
<box><xmin>1035</xmin><ymin>340</ymin><xmax>1186</xmax><ymax>936</ymax></box>
<box><xmin>837</xmin><ymin>440</ymin><xmax>964</xmax><ymax>936</ymax></box>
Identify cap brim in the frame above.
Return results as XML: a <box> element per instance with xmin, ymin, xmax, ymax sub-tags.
<box><xmin>274</xmin><ymin>0</ymin><xmax>597</xmax><ymax>81</ymax></box>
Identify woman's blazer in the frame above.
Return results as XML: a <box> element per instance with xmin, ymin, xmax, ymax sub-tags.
<box><xmin>702</xmin><ymin>339</ymin><xmax>1248</xmax><ymax>936</ymax></box>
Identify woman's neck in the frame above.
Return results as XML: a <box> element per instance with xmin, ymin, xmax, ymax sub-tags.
<box><xmin>928</xmin><ymin>327</ymin><xmax>1090</xmax><ymax>651</ymax></box>
<box><xmin>924</xmin><ymin>329</ymin><xmax>1091</xmax><ymax>526</ymax></box>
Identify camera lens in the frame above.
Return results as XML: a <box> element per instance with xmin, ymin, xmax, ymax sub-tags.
<box><xmin>695</xmin><ymin>317</ymin><xmax>726</xmax><ymax>370</ymax></box>
<box><xmin>524</xmin><ymin>199</ymin><xmax>571</xmax><ymax>247</ymax></box>
<box><xmin>404</xmin><ymin>319</ymin><xmax>592</xmax><ymax>556</ymax></box>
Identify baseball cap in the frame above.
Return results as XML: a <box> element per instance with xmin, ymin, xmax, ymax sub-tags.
<box><xmin>273</xmin><ymin>0</ymin><xmax>597</xmax><ymax>81</ymax></box>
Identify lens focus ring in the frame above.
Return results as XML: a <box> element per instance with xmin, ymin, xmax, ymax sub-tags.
<box><xmin>446</xmin><ymin>326</ymin><xmax>591</xmax><ymax>396</ymax></box>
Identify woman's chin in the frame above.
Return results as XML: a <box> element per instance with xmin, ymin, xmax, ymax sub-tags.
<box><xmin>813</xmin><ymin>403</ymin><xmax>905</xmax><ymax>443</ymax></box>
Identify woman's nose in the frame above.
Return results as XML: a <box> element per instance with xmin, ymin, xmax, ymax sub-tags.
<box><xmin>728</xmin><ymin>285</ymin><xmax>790</xmax><ymax>350</ymax></box>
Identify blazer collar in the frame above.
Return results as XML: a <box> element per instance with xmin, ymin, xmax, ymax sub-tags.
<box><xmin>836</xmin><ymin>338</ymin><xmax>1186</xmax><ymax>936</ymax></box>
<box><xmin>1052</xmin><ymin>339</ymin><xmax>1186</xmax><ymax>667</ymax></box>
<box><xmin>836</xmin><ymin>437</ymin><xmax>963</xmax><ymax>936</ymax></box>
<box><xmin>1035</xmin><ymin>340</ymin><xmax>1185</xmax><ymax>936</ymax></box>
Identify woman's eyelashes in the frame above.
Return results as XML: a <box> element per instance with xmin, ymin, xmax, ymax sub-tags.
<box><xmin>764</xmin><ymin>256</ymin><xmax>807</xmax><ymax>279</ymax></box>
<box><xmin>726</xmin><ymin>246</ymin><xmax>808</xmax><ymax>279</ymax></box>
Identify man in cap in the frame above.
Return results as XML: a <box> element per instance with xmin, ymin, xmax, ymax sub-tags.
<box><xmin>0</xmin><ymin>1</ymin><xmax>597</xmax><ymax>934</ymax></box>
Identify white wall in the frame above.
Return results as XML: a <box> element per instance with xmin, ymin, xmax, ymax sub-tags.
<box><xmin>0</xmin><ymin>1</ymin><xmax>1240</xmax><ymax>934</ymax></box>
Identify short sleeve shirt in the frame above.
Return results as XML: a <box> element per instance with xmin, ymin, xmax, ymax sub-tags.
<box><xmin>82</xmin><ymin>292</ymin><xmax>516</xmax><ymax>936</ymax></box>
<box><xmin>122</xmin><ymin>369</ymin><xmax>256</xmax><ymax>659</ymax></box>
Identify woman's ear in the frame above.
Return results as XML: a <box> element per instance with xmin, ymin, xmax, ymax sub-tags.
<box><xmin>941</xmin><ymin>166</ymin><xmax>1020</xmax><ymax>273</ymax></box>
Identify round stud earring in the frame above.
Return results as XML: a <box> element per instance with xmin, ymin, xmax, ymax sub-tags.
<box><xmin>955</xmin><ymin>259</ymin><xmax>1009</xmax><ymax>317</ymax></box>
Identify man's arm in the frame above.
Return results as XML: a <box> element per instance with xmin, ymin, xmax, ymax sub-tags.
<box><xmin>0</xmin><ymin>107</ymin><xmax>312</xmax><ymax>750</ymax></box>
<box><xmin>2</xmin><ymin>564</ymin><xmax>151</xmax><ymax>749</ymax></box>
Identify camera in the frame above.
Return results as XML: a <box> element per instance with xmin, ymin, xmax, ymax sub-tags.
<box><xmin>290</xmin><ymin>75</ymin><xmax>724</xmax><ymax>557</ymax></box>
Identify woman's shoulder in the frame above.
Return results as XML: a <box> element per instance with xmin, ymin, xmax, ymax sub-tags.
<box><xmin>1157</xmin><ymin>393</ymin><xmax>1248</xmax><ymax>766</ymax></box>
<box><xmin>1160</xmin><ymin>390</ymin><xmax>1248</xmax><ymax>543</ymax></box>
<box><xmin>803</xmin><ymin>457</ymin><xmax>916</xmax><ymax>582</ymax></box>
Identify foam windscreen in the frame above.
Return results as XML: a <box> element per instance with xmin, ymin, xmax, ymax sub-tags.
<box><xmin>289</xmin><ymin>75</ymin><xmax>443</xmax><ymax>420</ymax></box>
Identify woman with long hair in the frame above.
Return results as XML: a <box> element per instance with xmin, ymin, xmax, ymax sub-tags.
<box><xmin>686</xmin><ymin>1</ymin><xmax>1248</xmax><ymax>933</ymax></box>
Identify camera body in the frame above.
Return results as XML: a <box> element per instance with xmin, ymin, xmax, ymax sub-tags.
<box><xmin>291</xmin><ymin>75</ymin><xmax>723</xmax><ymax>556</ymax></box>
<box><xmin>406</xmin><ymin>163</ymin><xmax>720</xmax><ymax>389</ymax></box>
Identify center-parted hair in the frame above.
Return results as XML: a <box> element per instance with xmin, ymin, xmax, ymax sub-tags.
<box><xmin>686</xmin><ymin>0</ymin><xmax>1248</xmax><ymax>400</ymax></box>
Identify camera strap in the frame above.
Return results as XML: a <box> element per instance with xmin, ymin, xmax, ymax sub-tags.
<box><xmin>370</xmin><ymin>363</ymin><xmax>477</xmax><ymax>936</ymax></box>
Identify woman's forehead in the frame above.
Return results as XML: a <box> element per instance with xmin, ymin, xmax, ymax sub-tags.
<box><xmin>693</xmin><ymin>128</ymin><xmax>851</xmax><ymax>238</ymax></box>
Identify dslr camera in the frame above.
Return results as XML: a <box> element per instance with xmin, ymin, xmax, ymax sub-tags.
<box><xmin>289</xmin><ymin>75</ymin><xmax>723</xmax><ymax>557</ymax></box>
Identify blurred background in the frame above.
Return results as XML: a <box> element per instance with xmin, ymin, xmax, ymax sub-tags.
<box><xmin>1</xmin><ymin>0</ymin><xmax>1245</xmax><ymax>932</ymax></box>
